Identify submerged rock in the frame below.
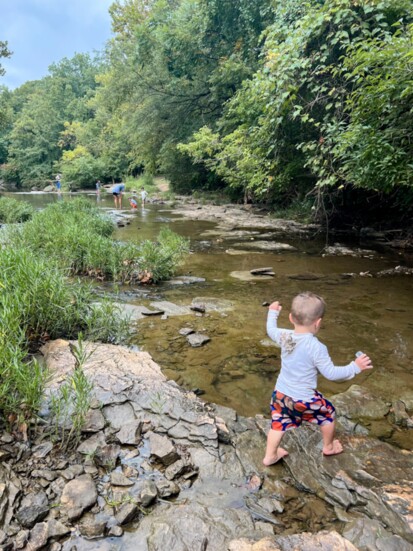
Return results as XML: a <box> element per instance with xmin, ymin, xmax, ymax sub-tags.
<box><xmin>230</xmin><ymin>271</ymin><xmax>274</xmax><ymax>282</ymax></box>
<box><xmin>150</xmin><ymin>301</ymin><xmax>192</xmax><ymax>316</ymax></box>
<box><xmin>233</xmin><ymin>241</ymin><xmax>297</xmax><ymax>252</ymax></box>
<box><xmin>168</xmin><ymin>276</ymin><xmax>206</xmax><ymax>285</ymax></box>
<box><xmin>323</xmin><ymin>244</ymin><xmax>375</xmax><ymax>257</ymax></box>
<box><xmin>186</xmin><ymin>333</ymin><xmax>211</xmax><ymax>347</ymax></box>
<box><xmin>191</xmin><ymin>297</ymin><xmax>233</xmax><ymax>312</ymax></box>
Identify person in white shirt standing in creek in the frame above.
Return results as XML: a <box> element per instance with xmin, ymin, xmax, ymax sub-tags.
<box><xmin>263</xmin><ymin>292</ymin><xmax>373</xmax><ymax>466</ymax></box>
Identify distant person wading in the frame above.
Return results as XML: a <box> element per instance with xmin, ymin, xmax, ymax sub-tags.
<box><xmin>112</xmin><ymin>182</ymin><xmax>125</xmax><ymax>209</ymax></box>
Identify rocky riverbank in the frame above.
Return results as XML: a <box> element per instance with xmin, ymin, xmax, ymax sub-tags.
<box><xmin>170</xmin><ymin>200</ymin><xmax>413</xmax><ymax>251</ymax></box>
<box><xmin>0</xmin><ymin>340</ymin><xmax>412</xmax><ymax>550</ymax></box>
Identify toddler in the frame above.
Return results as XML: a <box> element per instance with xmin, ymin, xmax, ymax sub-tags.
<box><xmin>263</xmin><ymin>292</ymin><xmax>372</xmax><ymax>466</ymax></box>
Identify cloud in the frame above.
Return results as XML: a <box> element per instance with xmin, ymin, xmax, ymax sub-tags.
<box><xmin>0</xmin><ymin>0</ymin><xmax>114</xmax><ymax>88</ymax></box>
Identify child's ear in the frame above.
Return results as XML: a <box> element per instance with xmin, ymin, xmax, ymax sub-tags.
<box><xmin>289</xmin><ymin>313</ymin><xmax>294</xmax><ymax>325</ymax></box>
<box><xmin>315</xmin><ymin>318</ymin><xmax>322</xmax><ymax>330</ymax></box>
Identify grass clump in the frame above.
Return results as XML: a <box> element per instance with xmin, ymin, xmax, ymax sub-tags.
<box><xmin>9</xmin><ymin>198</ymin><xmax>189</xmax><ymax>283</ymax></box>
<box><xmin>0</xmin><ymin>245</ymin><xmax>129</xmax><ymax>429</ymax></box>
<box><xmin>0</xmin><ymin>197</ymin><xmax>35</xmax><ymax>223</ymax></box>
<box><xmin>50</xmin><ymin>334</ymin><xmax>93</xmax><ymax>450</ymax></box>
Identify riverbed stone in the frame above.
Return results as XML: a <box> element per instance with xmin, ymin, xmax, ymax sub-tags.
<box><xmin>179</xmin><ymin>327</ymin><xmax>195</xmax><ymax>336</ymax></box>
<box><xmin>282</xmin><ymin>425</ymin><xmax>413</xmax><ymax>541</ymax></box>
<box><xmin>111</xmin><ymin>471</ymin><xmax>134</xmax><ymax>487</ymax></box>
<box><xmin>155</xmin><ymin>478</ymin><xmax>180</xmax><ymax>498</ymax></box>
<box><xmin>342</xmin><ymin>518</ymin><xmax>412</xmax><ymax>551</ymax></box>
<box><xmin>168</xmin><ymin>276</ymin><xmax>206</xmax><ymax>285</ymax></box>
<box><xmin>230</xmin><ymin>271</ymin><xmax>274</xmax><ymax>281</ymax></box>
<box><xmin>60</xmin><ymin>475</ymin><xmax>98</xmax><ymax>521</ymax></box>
<box><xmin>150</xmin><ymin>301</ymin><xmax>192</xmax><ymax>316</ymax></box>
<box><xmin>77</xmin><ymin>431</ymin><xmax>106</xmax><ymax>456</ymax></box>
<box><xmin>140</xmin><ymin>481</ymin><xmax>158</xmax><ymax>507</ymax></box>
<box><xmin>191</xmin><ymin>297</ymin><xmax>234</xmax><ymax>312</ymax></box>
<box><xmin>186</xmin><ymin>333</ymin><xmax>211</xmax><ymax>347</ymax></box>
<box><xmin>82</xmin><ymin>408</ymin><xmax>105</xmax><ymax>433</ymax></box>
<box><xmin>148</xmin><ymin>432</ymin><xmax>180</xmax><ymax>466</ymax></box>
<box><xmin>331</xmin><ymin>385</ymin><xmax>390</xmax><ymax>420</ymax></box>
<box><xmin>102</xmin><ymin>402</ymin><xmax>136</xmax><ymax>430</ymax></box>
<box><xmin>226</xmin><ymin>248</ymin><xmax>263</xmax><ymax>255</ymax></box>
<box><xmin>79</xmin><ymin>512</ymin><xmax>110</xmax><ymax>538</ymax></box>
<box><xmin>59</xmin><ymin>464</ymin><xmax>84</xmax><ymax>480</ymax></box>
<box><xmin>115</xmin><ymin>503</ymin><xmax>138</xmax><ymax>525</ymax></box>
<box><xmin>233</xmin><ymin>241</ymin><xmax>296</xmax><ymax>251</ymax></box>
<box><xmin>323</xmin><ymin>244</ymin><xmax>375</xmax><ymax>257</ymax></box>
<box><xmin>115</xmin><ymin>420</ymin><xmax>142</xmax><ymax>445</ymax></box>
<box><xmin>16</xmin><ymin>491</ymin><xmax>49</xmax><ymax>528</ymax></box>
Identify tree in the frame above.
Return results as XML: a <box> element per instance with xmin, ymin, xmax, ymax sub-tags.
<box><xmin>0</xmin><ymin>41</ymin><xmax>11</xmax><ymax>77</ymax></box>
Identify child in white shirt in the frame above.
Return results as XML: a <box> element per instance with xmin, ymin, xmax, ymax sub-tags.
<box><xmin>263</xmin><ymin>292</ymin><xmax>373</xmax><ymax>466</ymax></box>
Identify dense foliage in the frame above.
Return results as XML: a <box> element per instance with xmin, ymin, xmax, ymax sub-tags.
<box><xmin>1</xmin><ymin>0</ymin><xmax>413</xmax><ymax>223</ymax></box>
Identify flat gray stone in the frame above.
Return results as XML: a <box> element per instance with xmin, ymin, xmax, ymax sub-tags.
<box><xmin>191</xmin><ymin>297</ymin><xmax>233</xmax><ymax>312</ymax></box>
<box><xmin>116</xmin><ymin>420</ymin><xmax>142</xmax><ymax>445</ymax></box>
<box><xmin>233</xmin><ymin>241</ymin><xmax>296</xmax><ymax>251</ymax></box>
<box><xmin>150</xmin><ymin>301</ymin><xmax>192</xmax><ymax>316</ymax></box>
<box><xmin>230</xmin><ymin>271</ymin><xmax>274</xmax><ymax>281</ymax></box>
<box><xmin>102</xmin><ymin>402</ymin><xmax>136</xmax><ymax>430</ymax></box>
<box><xmin>60</xmin><ymin>475</ymin><xmax>98</xmax><ymax>521</ymax></box>
<box><xmin>186</xmin><ymin>333</ymin><xmax>211</xmax><ymax>347</ymax></box>
<box><xmin>168</xmin><ymin>276</ymin><xmax>206</xmax><ymax>285</ymax></box>
<box><xmin>148</xmin><ymin>432</ymin><xmax>180</xmax><ymax>466</ymax></box>
<box><xmin>111</xmin><ymin>472</ymin><xmax>134</xmax><ymax>487</ymax></box>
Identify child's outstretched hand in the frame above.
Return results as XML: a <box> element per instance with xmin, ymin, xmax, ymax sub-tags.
<box><xmin>355</xmin><ymin>354</ymin><xmax>373</xmax><ymax>371</ymax></box>
<box><xmin>269</xmin><ymin>301</ymin><xmax>282</xmax><ymax>311</ymax></box>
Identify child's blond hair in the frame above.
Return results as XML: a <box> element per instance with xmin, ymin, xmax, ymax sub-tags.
<box><xmin>290</xmin><ymin>292</ymin><xmax>325</xmax><ymax>326</ymax></box>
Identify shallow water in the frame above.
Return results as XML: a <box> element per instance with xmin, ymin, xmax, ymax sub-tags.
<box><xmin>6</xmin><ymin>192</ymin><xmax>413</xmax><ymax>448</ymax></box>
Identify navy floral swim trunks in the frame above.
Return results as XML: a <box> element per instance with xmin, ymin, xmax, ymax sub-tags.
<box><xmin>270</xmin><ymin>390</ymin><xmax>335</xmax><ymax>431</ymax></box>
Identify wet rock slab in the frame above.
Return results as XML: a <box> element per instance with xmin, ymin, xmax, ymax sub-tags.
<box><xmin>282</xmin><ymin>425</ymin><xmax>413</xmax><ymax>542</ymax></box>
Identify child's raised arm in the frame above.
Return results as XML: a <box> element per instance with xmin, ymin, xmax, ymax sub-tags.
<box><xmin>267</xmin><ymin>302</ymin><xmax>283</xmax><ymax>345</ymax></box>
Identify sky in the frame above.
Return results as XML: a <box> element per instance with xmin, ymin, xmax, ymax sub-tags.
<box><xmin>0</xmin><ymin>0</ymin><xmax>114</xmax><ymax>89</ymax></box>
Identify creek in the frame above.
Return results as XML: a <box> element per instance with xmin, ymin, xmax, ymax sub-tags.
<box><xmin>7</xmin><ymin>191</ymin><xmax>413</xmax><ymax>451</ymax></box>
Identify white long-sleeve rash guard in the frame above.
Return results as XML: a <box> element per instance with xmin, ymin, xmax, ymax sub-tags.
<box><xmin>267</xmin><ymin>309</ymin><xmax>361</xmax><ymax>401</ymax></box>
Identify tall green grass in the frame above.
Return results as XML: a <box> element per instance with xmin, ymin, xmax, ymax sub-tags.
<box><xmin>0</xmin><ymin>197</ymin><xmax>188</xmax><ymax>427</ymax></box>
<box><xmin>0</xmin><ymin>197</ymin><xmax>35</xmax><ymax>223</ymax></box>
<box><xmin>9</xmin><ymin>198</ymin><xmax>189</xmax><ymax>282</ymax></box>
<box><xmin>0</xmin><ymin>246</ymin><xmax>129</xmax><ymax>425</ymax></box>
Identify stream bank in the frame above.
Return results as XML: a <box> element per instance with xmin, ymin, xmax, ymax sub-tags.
<box><xmin>0</xmin><ymin>340</ymin><xmax>412</xmax><ymax>550</ymax></box>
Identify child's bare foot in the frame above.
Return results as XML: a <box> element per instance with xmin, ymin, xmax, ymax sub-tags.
<box><xmin>262</xmin><ymin>447</ymin><xmax>289</xmax><ymax>466</ymax></box>
<box><xmin>322</xmin><ymin>439</ymin><xmax>343</xmax><ymax>456</ymax></box>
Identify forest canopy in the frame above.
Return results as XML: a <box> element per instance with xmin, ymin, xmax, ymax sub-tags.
<box><xmin>1</xmin><ymin>0</ymin><xmax>413</xmax><ymax>224</ymax></box>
